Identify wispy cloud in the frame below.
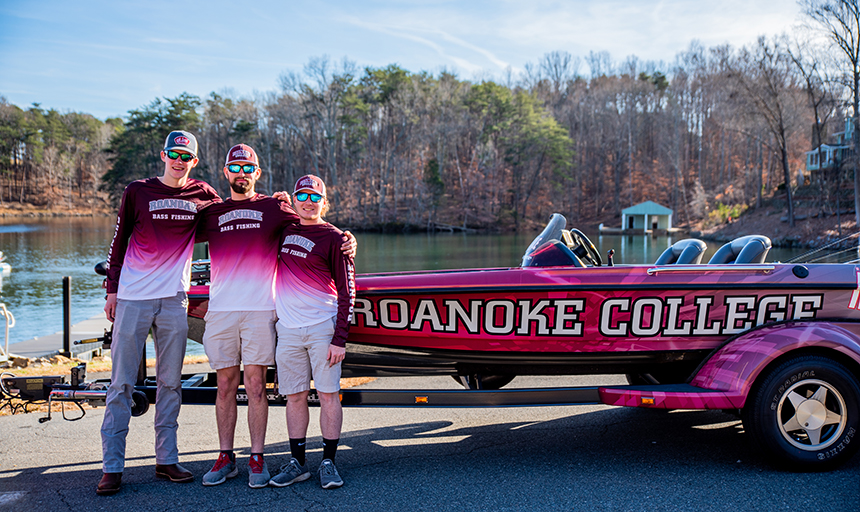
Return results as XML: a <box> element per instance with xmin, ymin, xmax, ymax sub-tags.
<box><xmin>145</xmin><ymin>38</ymin><xmax>221</xmax><ymax>46</ymax></box>
<box><xmin>433</xmin><ymin>31</ymin><xmax>510</xmax><ymax>70</ymax></box>
<box><xmin>341</xmin><ymin>16</ymin><xmax>501</xmax><ymax>74</ymax></box>
<box><xmin>23</xmin><ymin>37</ymin><xmax>294</xmax><ymax>70</ymax></box>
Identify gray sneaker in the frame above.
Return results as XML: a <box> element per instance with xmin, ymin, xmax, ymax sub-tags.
<box><xmin>202</xmin><ymin>453</ymin><xmax>238</xmax><ymax>486</ymax></box>
<box><xmin>248</xmin><ymin>455</ymin><xmax>270</xmax><ymax>488</ymax></box>
<box><xmin>269</xmin><ymin>458</ymin><xmax>311</xmax><ymax>487</ymax></box>
<box><xmin>318</xmin><ymin>459</ymin><xmax>343</xmax><ymax>489</ymax></box>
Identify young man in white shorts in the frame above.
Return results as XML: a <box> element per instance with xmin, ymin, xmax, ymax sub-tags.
<box><xmin>269</xmin><ymin>174</ymin><xmax>355</xmax><ymax>490</ymax></box>
<box><xmin>197</xmin><ymin>146</ymin><xmax>355</xmax><ymax>488</ymax></box>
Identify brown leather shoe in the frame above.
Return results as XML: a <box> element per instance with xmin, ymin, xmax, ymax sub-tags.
<box><xmin>155</xmin><ymin>463</ymin><xmax>194</xmax><ymax>483</ymax></box>
<box><xmin>96</xmin><ymin>472</ymin><xmax>122</xmax><ymax>495</ymax></box>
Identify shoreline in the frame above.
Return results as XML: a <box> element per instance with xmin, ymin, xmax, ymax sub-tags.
<box><xmin>695</xmin><ymin>209</ymin><xmax>858</xmax><ymax>249</ymax></box>
<box><xmin>1</xmin><ymin>204</ymin><xmax>856</xmax><ymax>249</ymax></box>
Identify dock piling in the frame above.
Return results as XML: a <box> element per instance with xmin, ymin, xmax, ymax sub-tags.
<box><xmin>62</xmin><ymin>276</ymin><xmax>71</xmax><ymax>358</ymax></box>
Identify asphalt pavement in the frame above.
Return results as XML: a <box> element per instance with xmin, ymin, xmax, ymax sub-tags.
<box><xmin>1</xmin><ymin>374</ymin><xmax>858</xmax><ymax>512</ymax></box>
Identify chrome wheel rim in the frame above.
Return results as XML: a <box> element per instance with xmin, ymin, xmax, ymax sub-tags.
<box><xmin>776</xmin><ymin>378</ymin><xmax>847</xmax><ymax>451</ymax></box>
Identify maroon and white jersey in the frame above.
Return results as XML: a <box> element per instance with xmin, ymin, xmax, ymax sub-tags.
<box><xmin>275</xmin><ymin>223</ymin><xmax>355</xmax><ymax>347</ymax></box>
<box><xmin>198</xmin><ymin>194</ymin><xmax>299</xmax><ymax>312</ymax></box>
<box><xmin>107</xmin><ymin>177</ymin><xmax>220</xmax><ymax>300</ymax></box>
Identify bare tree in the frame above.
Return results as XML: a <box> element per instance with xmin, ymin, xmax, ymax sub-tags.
<box><xmin>788</xmin><ymin>34</ymin><xmax>843</xmax><ymax>224</ymax></box>
<box><xmin>720</xmin><ymin>38</ymin><xmax>806</xmax><ymax>227</ymax></box>
<box><xmin>279</xmin><ymin>56</ymin><xmax>357</xmax><ymax>216</ymax></box>
<box><xmin>802</xmin><ymin>0</ymin><xmax>860</xmax><ymax>225</ymax></box>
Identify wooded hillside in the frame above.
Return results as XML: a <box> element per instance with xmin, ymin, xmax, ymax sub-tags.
<box><xmin>2</xmin><ymin>1</ymin><xmax>858</xmax><ymax>232</ymax></box>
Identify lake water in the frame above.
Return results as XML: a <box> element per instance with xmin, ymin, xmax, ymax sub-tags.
<box><xmin>0</xmin><ymin>216</ymin><xmax>828</xmax><ymax>355</ymax></box>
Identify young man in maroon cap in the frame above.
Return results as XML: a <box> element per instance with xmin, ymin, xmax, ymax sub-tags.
<box><xmin>99</xmin><ymin>130</ymin><xmax>220</xmax><ymax>495</ymax></box>
<box><xmin>269</xmin><ymin>174</ymin><xmax>355</xmax><ymax>490</ymax></box>
<box><xmin>196</xmin><ymin>145</ymin><xmax>355</xmax><ymax>488</ymax></box>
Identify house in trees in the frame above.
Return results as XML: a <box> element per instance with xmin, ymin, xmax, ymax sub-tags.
<box><xmin>805</xmin><ymin>117</ymin><xmax>854</xmax><ymax>179</ymax></box>
<box><xmin>620</xmin><ymin>201</ymin><xmax>673</xmax><ymax>233</ymax></box>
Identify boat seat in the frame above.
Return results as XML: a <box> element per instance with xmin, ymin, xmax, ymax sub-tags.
<box><xmin>523</xmin><ymin>240</ymin><xmax>585</xmax><ymax>268</ymax></box>
<box><xmin>654</xmin><ymin>239</ymin><xmax>707</xmax><ymax>265</ymax></box>
<box><xmin>707</xmin><ymin>235</ymin><xmax>772</xmax><ymax>264</ymax></box>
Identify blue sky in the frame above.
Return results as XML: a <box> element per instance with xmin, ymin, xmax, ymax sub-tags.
<box><xmin>0</xmin><ymin>0</ymin><xmax>802</xmax><ymax>120</ymax></box>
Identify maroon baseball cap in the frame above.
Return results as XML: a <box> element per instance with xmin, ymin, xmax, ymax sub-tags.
<box><xmin>225</xmin><ymin>144</ymin><xmax>259</xmax><ymax>166</ymax></box>
<box><xmin>294</xmin><ymin>174</ymin><xmax>326</xmax><ymax>196</ymax></box>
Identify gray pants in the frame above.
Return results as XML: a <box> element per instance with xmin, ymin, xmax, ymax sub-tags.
<box><xmin>101</xmin><ymin>292</ymin><xmax>188</xmax><ymax>473</ymax></box>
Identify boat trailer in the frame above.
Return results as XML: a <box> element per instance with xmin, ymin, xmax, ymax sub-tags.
<box><xmin>0</xmin><ymin>327</ymin><xmax>604</xmax><ymax>424</ymax></box>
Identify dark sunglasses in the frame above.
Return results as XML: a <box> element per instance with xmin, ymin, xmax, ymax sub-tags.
<box><xmin>295</xmin><ymin>192</ymin><xmax>323</xmax><ymax>203</ymax></box>
<box><xmin>226</xmin><ymin>164</ymin><xmax>258</xmax><ymax>173</ymax></box>
<box><xmin>166</xmin><ymin>150</ymin><xmax>194</xmax><ymax>162</ymax></box>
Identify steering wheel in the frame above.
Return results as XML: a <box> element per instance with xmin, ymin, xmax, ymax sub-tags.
<box><xmin>568</xmin><ymin>229</ymin><xmax>602</xmax><ymax>266</ymax></box>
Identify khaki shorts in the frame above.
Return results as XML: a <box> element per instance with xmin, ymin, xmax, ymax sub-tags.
<box><xmin>203</xmin><ymin>310</ymin><xmax>277</xmax><ymax>369</ymax></box>
<box><xmin>275</xmin><ymin>317</ymin><xmax>341</xmax><ymax>395</ymax></box>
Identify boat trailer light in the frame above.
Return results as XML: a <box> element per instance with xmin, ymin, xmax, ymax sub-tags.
<box><xmin>415</xmin><ymin>396</ymin><xmax>429</xmax><ymax>404</ymax></box>
<box><xmin>641</xmin><ymin>397</ymin><xmax>655</xmax><ymax>406</ymax></box>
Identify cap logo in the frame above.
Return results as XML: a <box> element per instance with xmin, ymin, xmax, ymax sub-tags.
<box><xmin>298</xmin><ymin>178</ymin><xmax>317</xmax><ymax>188</ymax></box>
<box><xmin>232</xmin><ymin>149</ymin><xmax>252</xmax><ymax>159</ymax></box>
<box><xmin>175</xmin><ymin>136</ymin><xmax>190</xmax><ymax>146</ymax></box>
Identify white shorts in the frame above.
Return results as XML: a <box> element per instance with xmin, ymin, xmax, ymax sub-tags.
<box><xmin>203</xmin><ymin>310</ymin><xmax>277</xmax><ymax>370</ymax></box>
<box><xmin>275</xmin><ymin>317</ymin><xmax>341</xmax><ymax>395</ymax></box>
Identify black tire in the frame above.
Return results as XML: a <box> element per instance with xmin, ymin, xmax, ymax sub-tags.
<box><xmin>187</xmin><ymin>317</ymin><xmax>205</xmax><ymax>344</ymax></box>
<box><xmin>625</xmin><ymin>374</ymin><xmax>648</xmax><ymax>385</ymax></box>
<box><xmin>452</xmin><ymin>375</ymin><xmax>516</xmax><ymax>390</ymax></box>
<box><xmin>130</xmin><ymin>390</ymin><xmax>150</xmax><ymax>417</ymax></box>
<box><xmin>742</xmin><ymin>355</ymin><xmax>860</xmax><ymax>471</ymax></box>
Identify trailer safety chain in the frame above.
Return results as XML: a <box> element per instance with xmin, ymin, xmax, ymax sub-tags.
<box><xmin>40</xmin><ymin>392</ymin><xmax>86</xmax><ymax>423</ymax></box>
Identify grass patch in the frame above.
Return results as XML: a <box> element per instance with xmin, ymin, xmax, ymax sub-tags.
<box><xmin>2</xmin><ymin>354</ymin><xmax>212</xmax><ymax>377</ymax></box>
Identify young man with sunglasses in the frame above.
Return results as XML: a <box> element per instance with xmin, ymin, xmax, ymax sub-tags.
<box><xmin>269</xmin><ymin>174</ymin><xmax>355</xmax><ymax>490</ymax></box>
<box><xmin>99</xmin><ymin>131</ymin><xmax>220</xmax><ymax>495</ymax></box>
<box><xmin>196</xmin><ymin>145</ymin><xmax>355</xmax><ymax>489</ymax></box>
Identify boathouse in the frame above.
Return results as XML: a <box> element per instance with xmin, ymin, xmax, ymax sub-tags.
<box><xmin>621</xmin><ymin>201</ymin><xmax>673</xmax><ymax>232</ymax></box>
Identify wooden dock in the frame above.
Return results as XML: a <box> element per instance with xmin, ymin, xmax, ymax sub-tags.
<box><xmin>5</xmin><ymin>314</ymin><xmax>112</xmax><ymax>360</ymax></box>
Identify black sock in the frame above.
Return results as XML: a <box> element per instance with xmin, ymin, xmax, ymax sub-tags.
<box><xmin>322</xmin><ymin>438</ymin><xmax>339</xmax><ymax>462</ymax></box>
<box><xmin>221</xmin><ymin>450</ymin><xmax>235</xmax><ymax>461</ymax></box>
<box><xmin>290</xmin><ymin>438</ymin><xmax>307</xmax><ymax>466</ymax></box>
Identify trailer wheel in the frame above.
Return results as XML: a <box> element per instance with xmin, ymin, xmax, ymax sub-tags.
<box><xmin>130</xmin><ymin>390</ymin><xmax>150</xmax><ymax>417</ymax></box>
<box><xmin>452</xmin><ymin>375</ymin><xmax>516</xmax><ymax>390</ymax></box>
<box><xmin>742</xmin><ymin>355</ymin><xmax>860</xmax><ymax>471</ymax></box>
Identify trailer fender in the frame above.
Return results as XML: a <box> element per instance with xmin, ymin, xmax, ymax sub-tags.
<box><xmin>599</xmin><ymin>322</ymin><xmax>860</xmax><ymax>410</ymax></box>
<box><xmin>689</xmin><ymin>321</ymin><xmax>860</xmax><ymax>409</ymax></box>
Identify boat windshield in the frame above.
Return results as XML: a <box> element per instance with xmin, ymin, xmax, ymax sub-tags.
<box><xmin>521</xmin><ymin>213</ymin><xmax>567</xmax><ymax>266</ymax></box>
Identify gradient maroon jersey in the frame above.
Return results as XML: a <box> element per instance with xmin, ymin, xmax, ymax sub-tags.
<box><xmin>198</xmin><ymin>194</ymin><xmax>299</xmax><ymax>311</ymax></box>
<box><xmin>107</xmin><ymin>177</ymin><xmax>219</xmax><ymax>299</ymax></box>
<box><xmin>275</xmin><ymin>223</ymin><xmax>355</xmax><ymax>347</ymax></box>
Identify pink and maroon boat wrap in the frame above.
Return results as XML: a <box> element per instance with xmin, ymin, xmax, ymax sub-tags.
<box><xmin>189</xmin><ymin>261</ymin><xmax>860</xmax><ymax>410</ymax></box>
